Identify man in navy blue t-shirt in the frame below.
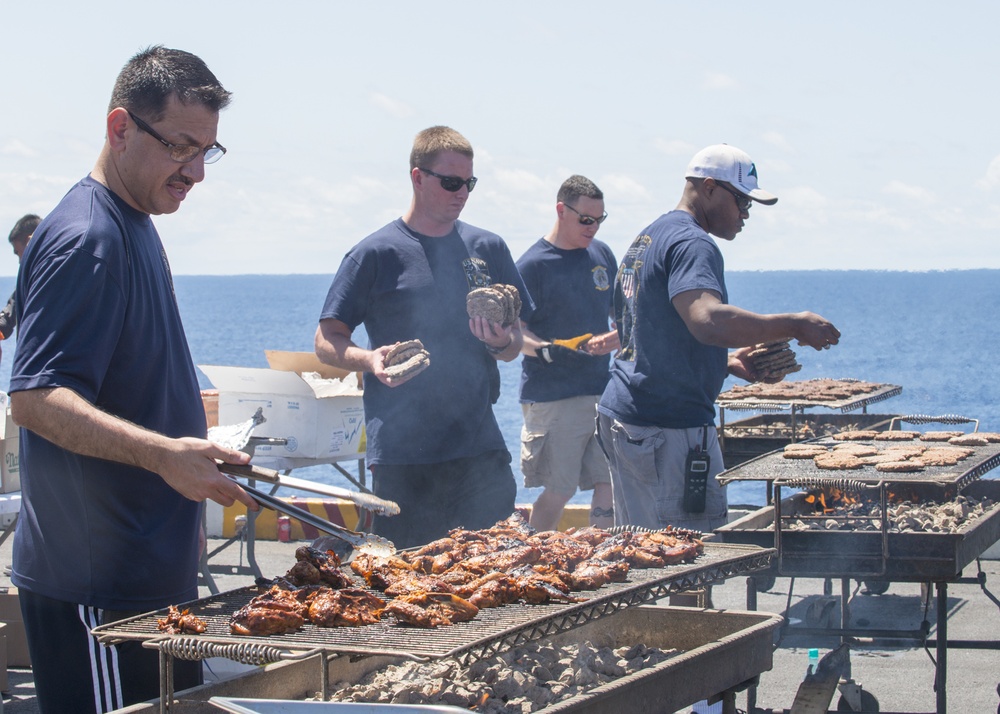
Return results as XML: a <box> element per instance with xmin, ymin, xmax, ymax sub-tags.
<box><xmin>598</xmin><ymin>145</ymin><xmax>841</xmax><ymax>533</ymax></box>
<box><xmin>316</xmin><ymin>126</ymin><xmax>531</xmax><ymax>549</ymax></box>
<box><xmin>9</xmin><ymin>47</ymin><xmax>257</xmax><ymax>713</ymax></box>
<box><xmin>516</xmin><ymin>175</ymin><xmax>619</xmax><ymax>531</ymax></box>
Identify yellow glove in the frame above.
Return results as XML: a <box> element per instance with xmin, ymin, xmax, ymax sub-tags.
<box><xmin>552</xmin><ymin>333</ymin><xmax>593</xmax><ymax>351</ymax></box>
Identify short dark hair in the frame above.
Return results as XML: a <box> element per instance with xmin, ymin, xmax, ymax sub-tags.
<box><xmin>557</xmin><ymin>175</ymin><xmax>603</xmax><ymax>206</ymax></box>
<box><xmin>9</xmin><ymin>214</ymin><xmax>41</xmax><ymax>245</ymax></box>
<box><xmin>410</xmin><ymin>126</ymin><xmax>474</xmax><ymax>171</ymax></box>
<box><xmin>108</xmin><ymin>45</ymin><xmax>232</xmax><ymax>120</ymax></box>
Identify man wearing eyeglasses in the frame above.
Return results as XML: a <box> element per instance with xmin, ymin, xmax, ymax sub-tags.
<box><xmin>316</xmin><ymin>126</ymin><xmax>531</xmax><ymax>549</ymax></box>
<box><xmin>515</xmin><ymin>175</ymin><xmax>620</xmax><ymax>531</ymax></box>
<box><xmin>8</xmin><ymin>46</ymin><xmax>256</xmax><ymax>713</ymax></box>
<box><xmin>597</xmin><ymin>144</ymin><xmax>841</xmax><ymax>533</ymax></box>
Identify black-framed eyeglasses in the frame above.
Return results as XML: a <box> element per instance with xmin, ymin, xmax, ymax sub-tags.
<box><xmin>563</xmin><ymin>202</ymin><xmax>608</xmax><ymax>226</ymax></box>
<box><xmin>127</xmin><ymin>110</ymin><xmax>227</xmax><ymax>164</ymax></box>
<box><xmin>717</xmin><ymin>182</ymin><xmax>752</xmax><ymax>212</ymax></box>
<box><xmin>419</xmin><ymin>167</ymin><xmax>477</xmax><ymax>193</ymax></box>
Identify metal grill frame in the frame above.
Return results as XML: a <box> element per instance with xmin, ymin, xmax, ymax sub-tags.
<box><xmin>716</xmin><ymin>480</ymin><xmax>1000</xmax><ymax>580</ymax></box>
<box><xmin>93</xmin><ymin>543</ymin><xmax>773</xmax><ymax>667</ymax></box>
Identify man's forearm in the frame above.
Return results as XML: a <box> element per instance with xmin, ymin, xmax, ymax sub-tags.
<box><xmin>11</xmin><ymin>387</ymin><xmax>171</xmax><ymax>472</ymax></box>
<box><xmin>315</xmin><ymin>321</ymin><xmax>373</xmax><ymax>373</ymax></box>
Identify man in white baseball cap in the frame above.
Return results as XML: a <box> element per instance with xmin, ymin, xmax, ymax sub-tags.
<box><xmin>685</xmin><ymin>143</ymin><xmax>778</xmax><ymax>206</ymax></box>
<box><xmin>597</xmin><ymin>143</ymin><xmax>840</xmax><ymax>535</ymax></box>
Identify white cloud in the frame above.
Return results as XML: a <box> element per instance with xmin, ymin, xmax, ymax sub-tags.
<box><xmin>598</xmin><ymin>174</ymin><xmax>653</xmax><ymax>203</ymax></box>
<box><xmin>762</xmin><ymin>132</ymin><xmax>793</xmax><ymax>153</ymax></box>
<box><xmin>1</xmin><ymin>140</ymin><xmax>35</xmax><ymax>158</ymax></box>
<box><xmin>976</xmin><ymin>154</ymin><xmax>1000</xmax><ymax>190</ymax></box>
<box><xmin>492</xmin><ymin>168</ymin><xmax>548</xmax><ymax>196</ymax></box>
<box><xmin>369</xmin><ymin>92</ymin><xmax>413</xmax><ymax>119</ymax></box>
<box><xmin>883</xmin><ymin>180</ymin><xmax>936</xmax><ymax>203</ymax></box>
<box><xmin>653</xmin><ymin>138</ymin><xmax>697</xmax><ymax>156</ymax></box>
<box><xmin>703</xmin><ymin>72</ymin><xmax>737</xmax><ymax>90</ymax></box>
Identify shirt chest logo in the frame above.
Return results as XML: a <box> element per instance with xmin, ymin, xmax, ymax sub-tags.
<box><xmin>462</xmin><ymin>257</ymin><xmax>493</xmax><ymax>289</ymax></box>
<box><xmin>592</xmin><ymin>265</ymin><xmax>610</xmax><ymax>291</ymax></box>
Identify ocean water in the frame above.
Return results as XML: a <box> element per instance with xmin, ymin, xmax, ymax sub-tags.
<box><xmin>1</xmin><ymin>270</ymin><xmax>997</xmax><ymax>508</ymax></box>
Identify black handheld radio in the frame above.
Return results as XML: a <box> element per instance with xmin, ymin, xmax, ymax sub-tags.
<box><xmin>683</xmin><ymin>426</ymin><xmax>711</xmax><ymax>513</ymax></box>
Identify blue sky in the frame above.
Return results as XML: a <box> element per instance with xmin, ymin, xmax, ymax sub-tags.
<box><xmin>3</xmin><ymin>1</ymin><xmax>999</xmax><ymax>276</ymax></box>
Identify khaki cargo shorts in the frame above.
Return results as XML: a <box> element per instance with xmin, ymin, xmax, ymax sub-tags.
<box><xmin>520</xmin><ymin>395</ymin><xmax>611</xmax><ymax>494</ymax></box>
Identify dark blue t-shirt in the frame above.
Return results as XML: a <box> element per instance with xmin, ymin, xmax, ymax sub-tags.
<box><xmin>320</xmin><ymin>218</ymin><xmax>532</xmax><ymax>466</ymax></box>
<box><xmin>516</xmin><ymin>237</ymin><xmax>616</xmax><ymax>402</ymax></box>
<box><xmin>10</xmin><ymin>176</ymin><xmax>205</xmax><ymax>611</ymax></box>
<box><xmin>598</xmin><ymin>211</ymin><xmax>728</xmax><ymax>428</ymax></box>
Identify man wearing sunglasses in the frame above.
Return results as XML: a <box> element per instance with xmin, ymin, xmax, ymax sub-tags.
<box><xmin>8</xmin><ymin>46</ymin><xmax>256</xmax><ymax>713</ymax></box>
<box><xmin>597</xmin><ymin>144</ymin><xmax>841</xmax><ymax>535</ymax></box>
<box><xmin>0</xmin><ymin>213</ymin><xmax>41</xmax><ymax>366</ymax></box>
<box><xmin>317</xmin><ymin>126</ymin><xmax>531</xmax><ymax>549</ymax></box>
<box><xmin>515</xmin><ymin>175</ymin><xmax>620</xmax><ymax>531</ymax></box>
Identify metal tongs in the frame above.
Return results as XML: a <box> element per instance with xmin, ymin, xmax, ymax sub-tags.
<box><xmin>210</xmin><ymin>407</ymin><xmax>400</xmax><ymax>517</ymax></box>
<box><xmin>218</xmin><ymin>462</ymin><xmax>400</xmax><ymax>517</ymax></box>
<box><xmin>235</xmin><ymin>479</ymin><xmax>396</xmax><ymax>557</ymax></box>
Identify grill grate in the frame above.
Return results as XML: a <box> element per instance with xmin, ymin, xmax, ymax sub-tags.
<box><xmin>718</xmin><ymin>439</ymin><xmax>1000</xmax><ymax>489</ymax></box>
<box><xmin>92</xmin><ymin>543</ymin><xmax>772</xmax><ymax>665</ymax></box>
<box><xmin>716</xmin><ymin>379</ymin><xmax>902</xmax><ymax>413</ymax></box>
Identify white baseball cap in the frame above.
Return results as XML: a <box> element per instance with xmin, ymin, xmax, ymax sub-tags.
<box><xmin>685</xmin><ymin>144</ymin><xmax>778</xmax><ymax>205</ymax></box>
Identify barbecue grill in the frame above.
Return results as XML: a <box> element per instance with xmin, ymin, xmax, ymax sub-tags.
<box><xmin>116</xmin><ymin>606</ymin><xmax>784</xmax><ymax>714</ymax></box>
<box><xmin>716</xmin><ymin>378</ymin><xmax>903</xmax><ymax>477</ymax></box>
<box><xmin>713</xmin><ymin>416</ymin><xmax>1000</xmax><ymax>713</ymax></box>
<box><xmin>94</xmin><ymin>542</ymin><xmax>773</xmax><ymax>712</ymax></box>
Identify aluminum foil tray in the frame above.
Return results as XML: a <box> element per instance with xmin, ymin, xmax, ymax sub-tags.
<box><xmin>92</xmin><ymin>543</ymin><xmax>772</xmax><ymax>665</ymax></box>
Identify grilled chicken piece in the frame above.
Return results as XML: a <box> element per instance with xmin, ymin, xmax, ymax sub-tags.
<box><xmin>461</xmin><ymin>544</ymin><xmax>542</xmax><ymax>573</ymax></box>
<box><xmin>526</xmin><ymin>532</ymin><xmax>593</xmax><ymax>571</ymax></box>
<box><xmin>385</xmin><ymin>591</ymin><xmax>479</xmax><ymax>627</ymax></box>
<box><xmin>466</xmin><ymin>575</ymin><xmax>522</xmax><ymax>609</ymax></box>
<box><xmin>157</xmin><ymin>605</ymin><xmax>207</xmax><ymax>635</ymax></box>
<box><xmin>286</xmin><ymin>546</ymin><xmax>352</xmax><ymax>588</ymax></box>
<box><xmin>384</xmin><ymin>599</ymin><xmax>451</xmax><ymax>628</ymax></box>
<box><xmin>508</xmin><ymin>565</ymin><xmax>584</xmax><ymax>604</ymax></box>
<box><xmin>564</xmin><ymin>526</ymin><xmax>613</xmax><ymax>546</ymax></box>
<box><xmin>408</xmin><ymin>537</ymin><xmax>458</xmax><ymax>557</ymax></box>
<box><xmin>591</xmin><ymin>532</ymin><xmax>633</xmax><ymax>561</ymax></box>
<box><xmin>229</xmin><ymin>600</ymin><xmax>305</xmax><ymax>636</ymax></box>
<box><xmin>350</xmin><ymin>552</ymin><xmax>415</xmax><ymax>590</ymax></box>
<box><xmin>307</xmin><ymin>588</ymin><xmax>385</xmax><ymax>627</ymax></box>
<box><xmin>383</xmin><ymin>574</ymin><xmax>456</xmax><ymax>596</ymax></box>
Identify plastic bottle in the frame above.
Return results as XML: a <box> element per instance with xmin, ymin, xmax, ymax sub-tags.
<box><xmin>277</xmin><ymin>516</ymin><xmax>291</xmax><ymax>542</ymax></box>
<box><xmin>808</xmin><ymin>648</ymin><xmax>820</xmax><ymax>675</ymax></box>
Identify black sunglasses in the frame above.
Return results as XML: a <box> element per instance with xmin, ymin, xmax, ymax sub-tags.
<box><xmin>419</xmin><ymin>167</ymin><xmax>477</xmax><ymax>193</ymax></box>
<box><xmin>563</xmin><ymin>202</ymin><xmax>608</xmax><ymax>226</ymax></box>
<box><xmin>717</xmin><ymin>182</ymin><xmax>752</xmax><ymax>212</ymax></box>
<box><xmin>127</xmin><ymin>110</ymin><xmax>227</xmax><ymax>164</ymax></box>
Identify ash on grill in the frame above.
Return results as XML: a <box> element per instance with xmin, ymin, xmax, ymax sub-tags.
<box><xmin>777</xmin><ymin>487</ymin><xmax>998</xmax><ymax>533</ymax></box>
<box><xmin>327</xmin><ymin>639</ymin><xmax>679</xmax><ymax>713</ymax></box>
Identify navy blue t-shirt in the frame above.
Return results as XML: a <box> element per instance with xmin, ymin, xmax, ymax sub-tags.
<box><xmin>516</xmin><ymin>237</ymin><xmax>616</xmax><ymax>403</ymax></box>
<box><xmin>10</xmin><ymin>176</ymin><xmax>205</xmax><ymax>611</ymax></box>
<box><xmin>320</xmin><ymin>218</ymin><xmax>532</xmax><ymax>466</ymax></box>
<box><xmin>598</xmin><ymin>211</ymin><xmax>729</xmax><ymax>428</ymax></box>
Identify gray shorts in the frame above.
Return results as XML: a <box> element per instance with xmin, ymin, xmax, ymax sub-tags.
<box><xmin>520</xmin><ymin>395</ymin><xmax>611</xmax><ymax>494</ymax></box>
<box><xmin>596</xmin><ymin>412</ymin><xmax>727</xmax><ymax>532</ymax></box>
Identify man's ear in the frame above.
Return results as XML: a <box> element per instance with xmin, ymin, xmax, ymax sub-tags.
<box><xmin>107</xmin><ymin>107</ymin><xmax>129</xmax><ymax>153</ymax></box>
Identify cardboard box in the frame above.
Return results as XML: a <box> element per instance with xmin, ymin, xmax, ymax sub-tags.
<box><xmin>0</xmin><ymin>587</ymin><xmax>29</xmax><ymax>668</ymax></box>
<box><xmin>0</xmin><ymin>394</ymin><xmax>18</xmax><ymax>494</ymax></box>
<box><xmin>199</xmin><ymin>352</ymin><xmax>365</xmax><ymax>461</ymax></box>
